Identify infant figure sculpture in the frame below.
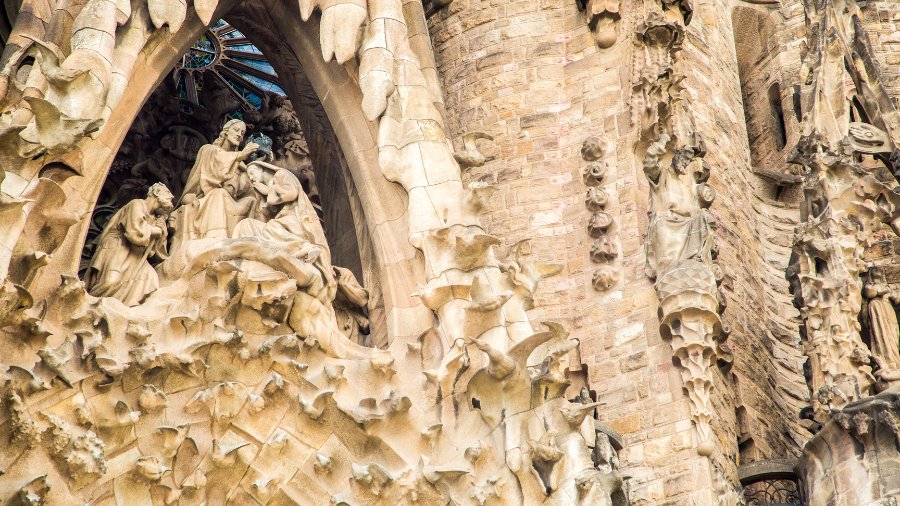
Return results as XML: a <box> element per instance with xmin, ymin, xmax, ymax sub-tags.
<box><xmin>170</xmin><ymin>119</ymin><xmax>260</xmax><ymax>252</ymax></box>
<box><xmin>85</xmin><ymin>182</ymin><xmax>174</xmax><ymax>306</ymax></box>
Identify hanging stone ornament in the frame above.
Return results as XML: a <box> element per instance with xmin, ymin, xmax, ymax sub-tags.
<box><xmin>583</xmin><ymin>0</ymin><xmax>621</xmax><ymax>49</ymax></box>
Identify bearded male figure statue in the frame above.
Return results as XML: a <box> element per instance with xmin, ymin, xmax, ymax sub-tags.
<box><xmin>170</xmin><ymin>119</ymin><xmax>260</xmax><ymax>251</ymax></box>
<box><xmin>84</xmin><ymin>182</ymin><xmax>174</xmax><ymax>306</ymax></box>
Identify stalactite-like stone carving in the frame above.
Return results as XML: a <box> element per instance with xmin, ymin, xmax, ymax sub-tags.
<box><xmin>788</xmin><ymin>0</ymin><xmax>900</xmax><ymax>418</ymax></box>
<box><xmin>632</xmin><ymin>5</ymin><xmax>727</xmax><ymax>457</ymax></box>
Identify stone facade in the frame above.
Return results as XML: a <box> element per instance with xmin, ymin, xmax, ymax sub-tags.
<box><xmin>0</xmin><ymin>0</ymin><xmax>897</xmax><ymax>505</ymax></box>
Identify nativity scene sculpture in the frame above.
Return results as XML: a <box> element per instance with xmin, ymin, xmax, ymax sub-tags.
<box><xmin>0</xmin><ymin>0</ymin><xmax>624</xmax><ymax>503</ymax></box>
<box><xmin>0</xmin><ymin>117</ymin><xmax>625</xmax><ymax>504</ymax></box>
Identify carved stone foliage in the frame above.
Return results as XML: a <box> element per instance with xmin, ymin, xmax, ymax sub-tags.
<box><xmin>787</xmin><ymin>0</ymin><xmax>900</xmax><ymax>418</ymax></box>
<box><xmin>0</xmin><ymin>0</ymin><xmax>616</xmax><ymax>504</ymax></box>
<box><xmin>582</xmin><ymin>136</ymin><xmax>621</xmax><ymax>292</ymax></box>
<box><xmin>632</xmin><ymin>3</ymin><xmax>727</xmax><ymax>457</ymax></box>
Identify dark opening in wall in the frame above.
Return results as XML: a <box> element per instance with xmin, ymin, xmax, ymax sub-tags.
<box><xmin>768</xmin><ymin>83</ymin><xmax>787</xmax><ymax>150</ymax></box>
<box><xmin>792</xmin><ymin>85</ymin><xmax>802</xmax><ymax>122</ymax></box>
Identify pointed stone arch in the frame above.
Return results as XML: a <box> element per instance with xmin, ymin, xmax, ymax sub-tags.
<box><xmin>1</xmin><ymin>0</ymin><xmax>430</xmax><ymax>345</ymax></box>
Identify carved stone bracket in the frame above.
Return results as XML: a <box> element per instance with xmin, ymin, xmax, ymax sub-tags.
<box><xmin>798</xmin><ymin>392</ymin><xmax>900</xmax><ymax>505</ymax></box>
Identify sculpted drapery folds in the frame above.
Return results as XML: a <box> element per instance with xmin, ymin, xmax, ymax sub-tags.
<box><xmin>0</xmin><ymin>0</ymin><xmax>621</xmax><ymax>504</ymax></box>
<box><xmin>863</xmin><ymin>268</ymin><xmax>900</xmax><ymax>392</ymax></box>
<box><xmin>85</xmin><ymin>182</ymin><xmax>174</xmax><ymax>306</ymax></box>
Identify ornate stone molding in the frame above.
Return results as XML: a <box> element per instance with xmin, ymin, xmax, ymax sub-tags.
<box><xmin>787</xmin><ymin>0</ymin><xmax>900</xmax><ymax>417</ymax></box>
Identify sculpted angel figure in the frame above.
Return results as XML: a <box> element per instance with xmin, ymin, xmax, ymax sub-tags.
<box><xmin>170</xmin><ymin>119</ymin><xmax>260</xmax><ymax>252</ymax></box>
<box><xmin>85</xmin><ymin>183</ymin><xmax>174</xmax><ymax>306</ymax></box>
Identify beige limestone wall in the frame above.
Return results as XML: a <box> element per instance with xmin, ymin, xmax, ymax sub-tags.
<box><xmin>427</xmin><ymin>1</ymin><xmax>737</xmax><ymax>503</ymax></box>
<box><xmin>425</xmin><ymin>0</ymin><xmax>833</xmax><ymax>502</ymax></box>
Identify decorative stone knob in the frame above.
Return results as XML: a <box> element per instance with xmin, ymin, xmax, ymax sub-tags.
<box><xmin>585</xmin><ymin>187</ymin><xmax>609</xmax><ymax>211</ymax></box>
<box><xmin>591</xmin><ymin>237</ymin><xmax>618</xmax><ymax>263</ymax></box>
<box><xmin>581</xmin><ymin>136</ymin><xmax>606</xmax><ymax>161</ymax></box>
<box><xmin>588</xmin><ymin>211</ymin><xmax>614</xmax><ymax>238</ymax></box>
<box><xmin>582</xmin><ymin>162</ymin><xmax>608</xmax><ymax>186</ymax></box>
<box><xmin>592</xmin><ymin>265</ymin><xmax>619</xmax><ymax>291</ymax></box>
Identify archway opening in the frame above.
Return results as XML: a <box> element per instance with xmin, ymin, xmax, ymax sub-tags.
<box><xmin>79</xmin><ymin>14</ymin><xmax>389</xmax><ymax>347</ymax></box>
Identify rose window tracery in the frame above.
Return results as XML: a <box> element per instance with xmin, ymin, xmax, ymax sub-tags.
<box><xmin>174</xmin><ymin>20</ymin><xmax>286</xmax><ymax>114</ymax></box>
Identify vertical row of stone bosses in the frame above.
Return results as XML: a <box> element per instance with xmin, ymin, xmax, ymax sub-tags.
<box><xmin>582</xmin><ymin>136</ymin><xmax>620</xmax><ymax>291</ymax></box>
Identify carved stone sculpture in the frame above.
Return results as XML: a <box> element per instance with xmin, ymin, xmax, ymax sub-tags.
<box><xmin>0</xmin><ymin>0</ymin><xmax>619</xmax><ymax>504</ymax></box>
<box><xmin>333</xmin><ymin>266</ymin><xmax>370</xmax><ymax>343</ymax></box>
<box><xmin>84</xmin><ymin>183</ymin><xmax>174</xmax><ymax>306</ymax></box>
<box><xmin>584</xmin><ymin>0</ymin><xmax>621</xmax><ymax>49</ymax></box>
<box><xmin>633</xmin><ymin>4</ymin><xmax>726</xmax><ymax>457</ymax></box>
<box><xmin>788</xmin><ymin>0</ymin><xmax>900</xmax><ymax>415</ymax></box>
<box><xmin>171</xmin><ymin>120</ymin><xmax>261</xmax><ymax>250</ymax></box>
<box><xmin>863</xmin><ymin>268</ymin><xmax>900</xmax><ymax>392</ymax></box>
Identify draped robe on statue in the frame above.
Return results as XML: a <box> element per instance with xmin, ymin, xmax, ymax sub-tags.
<box><xmin>172</xmin><ymin>143</ymin><xmax>250</xmax><ymax>252</ymax></box>
<box><xmin>866</xmin><ymin>283</ymin><xmax>900</xmax><ymax>373</ymax></box>
<box><xmin>232</xmin><ymin>166</ymin><xmax>336</xmax><ymax>301</ymax></box>
<box><xmin>85</xmin><ymin>199</ymin><xmax>166</xmax><ymax>306</ymax></box>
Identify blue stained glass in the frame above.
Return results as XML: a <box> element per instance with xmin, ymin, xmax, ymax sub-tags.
<box><xmin>184</xmin><ymin>34</ymin><xmax>217</xmax><ymax>69</ymax></box>
<box><xmin>230</xmin><ymin>57</ymin><xmax>278</xmax><ymax>77</ymax></box>
<box><xmin>224</xmin><ymin>77</ymin><xmax>264</xmax><ymax>108</ymax></box>
<box><xmin>176</xmin><ymin>20</ymin><xmax>286</xmax><ymax>110</ymax></box>
<box><xmin>236</xmin><ymin>71</ymin><xmax>286</xmax><ymax>95</ymax></box>
<box><xmin>220</xmin><ymin>28</ymin><xmax>246</xmax><ymax>39</ymax></box>
<box><xmin>225</xmin><ymin>43</ymin><xmax>262</xmax><ymax>54</ymax></box>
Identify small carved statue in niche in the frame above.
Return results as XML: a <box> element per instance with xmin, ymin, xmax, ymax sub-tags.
<box><xmin>171</xmin><ymin>120</ymin><xmax>260</xmax><ymax>251</ymax></box>
<box><xmin>644</xmin><ymin>142</ymin><xmax>716</xmax><ymax>280</ymax></box>
<box><xmin>84</xmin><ymin>183</ymin><xmax>174</xmax><ymax>306</ymax></box>
<box><xmin>863</xmin><ymin>267</ymin><xmax>900</xmax><ymax>392</ymax></box>
<box><xmin>333</xmin><ymin>266</ymin><xmax>370</xmax><ymax>344</ymax></box>
<box><xmin>584</xmin><ymin>0</ymin><xmax>621</xmax><ymax>49</ymax></box>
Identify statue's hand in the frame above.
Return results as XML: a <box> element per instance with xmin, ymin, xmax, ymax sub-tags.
<box><xmin>150</xmin><ymin>226</ymin><xmax>164</xmax><ymax>238</ymax></box>
<box><xmin>240</xmin><ymin>142</ymin><xmax>260</xmax><ymax>160</ymax></box>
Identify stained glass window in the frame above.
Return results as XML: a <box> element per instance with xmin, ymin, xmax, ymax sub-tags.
<box><xmin>174</xmin><ymin>19</ymin><xmax>285</xmax><ymax>111</ymax></box>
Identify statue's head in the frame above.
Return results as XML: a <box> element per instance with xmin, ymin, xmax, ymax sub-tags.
<box><xmin>266</xmin><ymin>169</ymin><xmax>302</xmax><ymax>206</ymax></box>
<box><xmin>147</xmin><ymin>182</ymin><xmax>175</xmax><ymax>212</ymax></box>
<box><xmin>216</xmin><ymin>119</ymin><xmax>247</xmax><ymax>148</ymax></box>
<box><xmin>672</xmin><ymin>148</ymin><xmax>694</xmax><ymax>174</ymax></box>
<box><xmin>868</xmin><ymin>267</ymin><xmax>887</xmax><ymax>285</ymax></box>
